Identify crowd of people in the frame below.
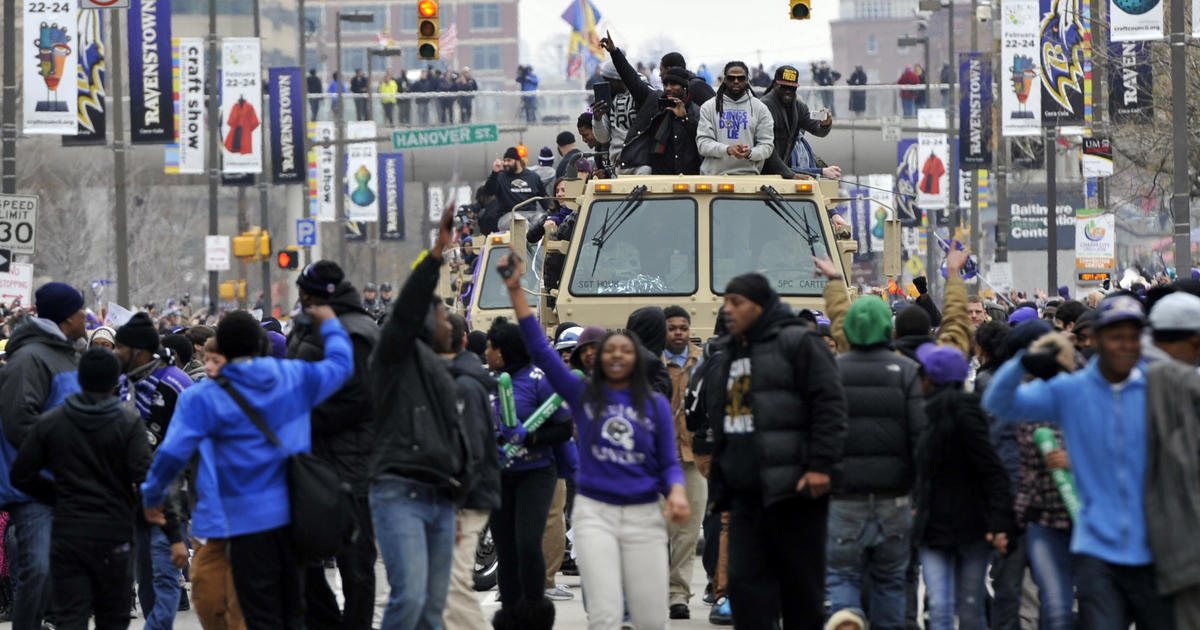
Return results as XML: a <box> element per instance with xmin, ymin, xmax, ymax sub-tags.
<box><xmin>306</xmin><ymin>66</ymin><xmax>479</xmax><ymax>127</ymax></box>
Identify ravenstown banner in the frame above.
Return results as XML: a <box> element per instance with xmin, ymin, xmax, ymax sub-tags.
<box><xmin>1108</xmin><ymin>41</ymin><xmax>1153</xmax><ymax>124</ymax></box>
<box><xmin>378</xmin><ymin>153</ymin><xmax>405</xmax><ymax>240</ymax></box>
<box><xmin>269</xmin><ymin>67</ymin><xmax>304</xmax><ymax>184</ymax></box>
<box><xmin>346</xmin><ymin>121</ymin><xmax>379</xmax><ymax>223</ymax></box>
<box><xmin>220</xmin><ymin>38</ymin><xmax>263</xmax><ymax>174</ymax></box>
<box><xmin>309</xmin><ymin>121</ymin><xmax>335</xmax><ymax>221</ymax></box>
<box><xmin>63</xmin><ymin>8</ymin><xmax>105</xmax><ymax>145</ymax></box>
<box><xmin>1039</xmin><ymin>0</ymin><xmax>1087</xmax><ymax>126</ymax></box>
<box><xmin>23</xmin><ymin>2</ymin><xmax>78</xmax><ymax>134</ymax></box>
<box><xmin>1108</xmin><ymin>0</ymin><xmax>1162</xmax><ymax>42</ymax></box>
<box><xmin>958</xmin><ymin>52</ymin><xmax>992</xmax><ymax>168</ymax></box>
<box><xmin>128</xmin><ymin>0</ymin><xmax>174</xmax><ymax>144</ymax></box>
<box><xmin>1001</xmin><ymin>0</ymin><xmax>1041</xmax><ymax>136</ymax></box>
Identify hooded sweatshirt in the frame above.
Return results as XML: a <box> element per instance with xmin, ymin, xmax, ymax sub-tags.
<box><xmin>11</xmin><ymin>392</ymin><xmax>151</xmax><ymax>542</ymax></box>
<box><xmin>518</xmin><ymin>315</ymin><xmax>684</xmax><ymax>505</ymax></box>
<box><xmin>696</xmin><ymin>90</ymin><xmax>775</xmax><ymax>175</ymax></box>
<box><xmin>141</xmin><ymin>318</ymin><xmax>353</xmax><ymax>539</ymax></box>
<box><xmin>626</xmin><ymin>307</ymin><xmax>674</xmax><ymax>400</ymax></box>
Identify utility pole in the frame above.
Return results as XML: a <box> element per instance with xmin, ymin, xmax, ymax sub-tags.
<box><xmin>1170</xmin><ymin>0</ymin><xmax>1191</xmax><ymax>272</ymax></box>
<box><xmin>946</xmin><ymin>0</ymin><xmax>959</xmax><ymax>242</ymax></box>
<box><xmin>253</xmin><ymin>0</ymin><xmax>271</xmax><ymax>316</ymax></box>
<box><xmin>968</xmin><ymin>0</ymin><xmax>981</xmax><ymax>294</ymax></box>
<box><xmin>111</xmin><ymin>9</ymin><xmax>130</xmax><ymax>307</ymax></box>
<box><xmin>207</xmin><ymin>0</ymin><xmax>220</xmax><ymax>311</ymax></box>
<box><xmin>1046</xmin><ymin>125</ymin><xmax>1057</xmax><ymax>294</ymax></box>
<box><xmin>994</xmin><ymin>0</ymin><xmax>1008</xmax><ymax>264</ymax></box>
<box><xmin>1</xmin><ymin>0</ymin><xmax>15</xmax><ymax>195</ymax></box>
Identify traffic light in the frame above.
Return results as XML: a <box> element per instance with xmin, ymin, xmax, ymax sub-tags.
<box><xmin>417</xmin><ymin>0</ymin><xmax>439</xmax><ymax>60</ymax></box>
<box><xmin>276</xmin><ymin>248</ymin><xmax>300</xmax><ymax>270</ymax></box>
<box><xmin>790</xmin><ymin>0</ymin><xmax>810</xmax><ymax>19</ymax></box>
<box><xmin>232</xmin><ymin>228</ymin><xmax>270</xmax><ymax>262</ymax></box>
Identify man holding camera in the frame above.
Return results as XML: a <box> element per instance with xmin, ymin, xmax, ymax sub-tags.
<box><xmin>760</xmin><ymin>66</ymin><xmax>841</xmax><ymax>180</ymax></box>
<box><xmin>598</xmin><ymin>33</ymin><xmax>700</xmax><ymax>176</ymax></box>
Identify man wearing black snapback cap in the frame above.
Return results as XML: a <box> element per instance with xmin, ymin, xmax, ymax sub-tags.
<box><xmin>760</xmin><ymin>65</ymin><xmax>840</xmax><ymax>181</ymax></box>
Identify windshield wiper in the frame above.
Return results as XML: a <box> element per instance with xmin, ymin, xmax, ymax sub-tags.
<box><xmin>760</xmin><ymin>185</ymin><xmax>820</xmax><ymax>256</ymax></box>
<box><xmin>589</xmin><ymin>185</ymin><xmax>647</xmax><ymax>275</ymax></box>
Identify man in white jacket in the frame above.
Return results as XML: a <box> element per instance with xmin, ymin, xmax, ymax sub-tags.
<box><xmin>696</xmin><ymin>61</ymin><xmax>775</xmax><ymax>175</ymax></box>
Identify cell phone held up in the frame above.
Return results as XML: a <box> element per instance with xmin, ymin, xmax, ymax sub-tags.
<box><xmin>592</xmin><ymin>81</ymin><xmax>612</xmax><ymax>105</ymax></box>
<box><xmin>814</xmin><ymin>109</ymin><xmax>830</xmax><ymax>123</ymax></box>
<box><xmin>498</xmin><ymin>253</ymin><xmax>521</xmax><ymax>280</ymax></box>
<box><xmin>657</xmin><ymin>96</ymin><xmax>672</xmax><ymax>109</ymax></box>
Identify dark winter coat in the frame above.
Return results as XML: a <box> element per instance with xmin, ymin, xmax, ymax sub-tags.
<box><xmin>626</xmin><ymin>307</ymin><xmax>673</xmax><ymax>400</ymax></box>
<box><xmin>914</xmin><ymin>385</ymin><xmax>1015</xmax><ymax>548</ymax></box>
<box><xmin>287</xmin><ymin>283</ymin><xmax>380</xmax><ymax>495</ymax></box>
<box><xmin>607</xmin><ymin>47</ymin><xmax>698</xmax><ymax>173</ymax></box>
<box><xmin>449</xmin><ymin>351</ymin><xmax>500</xmax><ymax>511</ymax></box>
<box><xmin>893</xmin><ymin>333</ymin><xmax>935</xmax><ymax>364</ymax></box>
<box><xmin>369</xmin><ymin>252</ymin><xmax>471</xmax><ymax>495</ymax></box>
<box><xmin>684</xmin><ymin>341</ymin><xmax>727</xmax><ymax>458</ymax></box>
<box><xmin>847</xmin><ymin>69</ymin><xmax>867</xmax><ymax>113</ymax></box>
<box><xmin>708</xmin><ymin>302</ymin><xmax>848</xmax><ymax>510</ymax></box>
<box><xmin>759</xmin><ymin>89</ymin><xmax>831</xmax><ymax>179</ymax></box>
<box><xmin>977</xmin><ymin>359</ymin><xmax>1020</xmax><ymax>496</ymax></box>
<box><xmin>833</xmin><ymin>347</ymin><xmax>926</xmax><ymax>495</ymax></box>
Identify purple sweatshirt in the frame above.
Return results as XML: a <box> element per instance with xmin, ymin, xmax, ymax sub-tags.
<box><xmin>519</xmin><ymin>315</ymin><xmax>684</xmax><ymax>505</ymax></box>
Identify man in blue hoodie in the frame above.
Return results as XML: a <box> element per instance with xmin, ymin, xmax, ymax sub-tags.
<box><xmin>141</xmin><ymin>305</ymin><xmax>353</xmax><ymax>629</ymax></box>
<box><xmin>0</xmin><ymin>282</ymin><xmax>87</xmax><ymax>630</ymax></box>
<box><xmin>983</xmin><ymin>295</ymin><xmax>1175</xmax><ymax>629</ymax></box>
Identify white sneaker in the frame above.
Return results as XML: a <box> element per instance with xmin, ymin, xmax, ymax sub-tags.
<box><xmin>544</xmin><ymin>584</ymin><xmax>574</xmax><ymax>601</ymax></box>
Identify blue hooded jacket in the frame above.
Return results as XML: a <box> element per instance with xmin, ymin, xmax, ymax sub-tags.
<box><xmin>982</xmin><ymin>352</ymin><xmax>1151</xmax><ymax>566</ymax></box>
<box><xmin>141</xmin><ymin>319</ymin><xmax>353</xmax><ymax>538</ymax></box>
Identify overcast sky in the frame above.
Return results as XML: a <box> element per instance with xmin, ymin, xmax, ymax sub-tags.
<box><xmin>517</xmin><ymin>0</ymin><xmax>840</xmax><ymax>83</ymax></box>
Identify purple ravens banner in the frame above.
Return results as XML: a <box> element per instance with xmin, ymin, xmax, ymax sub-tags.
<box><xmin>1108</xmin><ymin>41</ymin><xmax>1152</xmax><ymax>124</ymax></box>
<box><xmin>1038</xmin><ymin>0</ymin><xmax>1086</xmax><ymax>126</ymax></box>
<box><xmin>378</xmin><ymin>153</ymin><xmax>405</xmax><ymax>240</ymax></box>
<box><xmin>895</xmin><ymin>138</ymin><xmax>921</xmax><ymax>228</ymax></box>
<box><xmin>958</xmin><ymin>52</ymin><xmax>992</xmax><ymax>167</ymax></box>
<box><xmin>128</xmin><ymin>0</ymin><xmax>174</xmax><ymax>144</ymax></box>
<box><xmin>269</xmin><ymin>67</ymin><xmax>304</xmax><ymax>184</ymax></box>
<box><xmin>63</xmin><ymin>10</ymin><xmax>106</xmax><ymax>146</ymax></box>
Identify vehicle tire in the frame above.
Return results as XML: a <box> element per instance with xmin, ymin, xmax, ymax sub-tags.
<box><xmin>473</xmin><ymin>524</ymin><xmax>498</xmax><ymax>591</ymax></box>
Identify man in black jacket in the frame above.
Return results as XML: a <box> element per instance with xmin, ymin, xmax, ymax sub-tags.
<box><xmin>289</xmin><ymin>261</ymin><xmax>380</xmax><ymax>630</ymax></box>
<box><xmin>350</xmin><ymin>68</ymin><xmax>368</xmax><ymax>121</ymax></box>
<box><xmin>659</xmin><ymin>52</ymin><xmax>716</xmax><ymax>106</ymax></box>
<box><xmin>760</xmin><ymin>66</ymin><xmax>836</xmax><ymax>180</ymax></box>
<box><xmin>708</xmin><ymin>273</ymin><xmax>847</xmax><ymax>630</ymax></box>
<box><xmin>11</xmin><ymin>348</ymin><xmax>158</xmax><ymax>630</ymax></box>
<box><xmin>823</xmin><ymin>277</ymin><xmax>927</xmax><ymax>630</ymax></box>
<box><xmin>307</xmin><ymin>69</ymin><xmax>323</xmax><ymax>121</ymax></box>
<box><xmin>441</xmin><ymin>312</ymin><xmax>500</xmax><ymax>630</ymax></box>
<box><xmin>484</xmin><ymin>147</ymin><xmax>553</xmax><ymax>227</ymax></box>
<box><xmin>369</xmin><ymin>209</ymin><xmax>471</xmax><ymax>630</ymax></box>
<box><xmin>599</xmin><ymin>35</ymin><xmax>700</xmax><ymax>175</ymax></box>
<box><xmin>626</xmin><ymin>306</ymin><xmax>673</xmax><ymax>399</ymax></box>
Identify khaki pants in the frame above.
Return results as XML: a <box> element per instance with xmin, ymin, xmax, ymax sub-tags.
<box><xmin>191</xmin><ymin>538</ymin><xmax>245</xmax><ymax>630</ymax></box>
<box><xmin>543</xmin><ymin>479</ymin><xmax>567</xmax><ymax>588</ymax></box>
<box><xmin>443</xmin><ymin>509</ymin><xmax>491</xmax><ymax>630</ymax></box>
<box><xmin>667</xmin><ymin>461</ymin><xmax>708</xmax><ymax>606</ymax></box>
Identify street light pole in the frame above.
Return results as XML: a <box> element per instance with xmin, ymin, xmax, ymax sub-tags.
<box><xmin>1170</xmin><ymin>0</ymin><xmax>1191</xmax><ymax>273</ymax></box>
<box><xmin>111</xmin><ymin>9</ymin><xmax>130</xmax><ymax>307</ymax></box>
<box><xmin>207</xmin><ymin>0</ymin><xmax>220</xmax><ymax>311</ymax></box>
<box><xmin>367</xmin><ymin>47</ymin><xmax>401</xmax><ymax>286</ymax></box>
<box><xmin>253</xmin><ymin>0</ymin><xmax>271</xmax><ymax>316</ymax></box>
<box><xmin>334</xmin><ymin>11</ymin><xmax>374</xmax><ymax>268</ymax></box>
<box><xmin>1</xmin><ymin>0</ymin><xmax>16</xmax><ymax>195</ymax></box>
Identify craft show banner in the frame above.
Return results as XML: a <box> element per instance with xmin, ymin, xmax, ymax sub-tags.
<box><xmin>166</xmin><ymin>37</ymin><xmax>204</xmax><ymax>174</ymax></box>
<box><xmin>958</xmin><ymin>52</ymin><xmax>992</xmax><ymax>168</ymax></box>
<box><xmin>309</xmin><ymin>121</ymin><xmax>335</xmax><ymax>221</ymax></box>
<box><xmin>1001</xmin><ymin>0</ymin><xmax>1041</xmax><ymax>136</ymax></box>
<box><xmin>64</xmin><ymin>8</ymin><xmax>105</xmax><ymax>145</ymax></box>
<box><xmin>1039</xmin><ymin>0</ymin><xmax>1087</xmax><ymax>126</ymax></box>
<box><xmin>269</xmin><ymin>67</ymin><xmax>305</xmax><ymax>184</ymax></box>
<box><xmin>23</xmin><ymin>2</ymin><xmax>78</xmax><ymax>134</ymax></box>
<box><xmin>378</xmin><ymin>153</ymin><xmax>405</xmax><ymax>240</ymax></box>
<box><xmin>128</xmin><ymin>0</ymin><xmax>174</xmax><ymax>144</ymax></box>
<box><xmin>220</xmin><ymin>38</ymin><xmax>263</xmax><ymax>174</ymax></box>
<box><xmin>1109</xmin><ymin>0</ymin><xmax>1162</xmax><ymax>42</ymax></box>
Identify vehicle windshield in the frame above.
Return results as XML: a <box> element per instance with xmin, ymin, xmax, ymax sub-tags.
<box><xmin>569</xmin><ymin>198</ymin><xmax>698</xmax><ymax>296</ymax></box>
<box><xmin>476</xmin><ymin>244</ymin><xmax>544</xmax><ymax>310</ymax></box>
<box><xmin>711</xmin><ymin>197</ymin><xmax>832</xmax><ymax>296</ymax></box>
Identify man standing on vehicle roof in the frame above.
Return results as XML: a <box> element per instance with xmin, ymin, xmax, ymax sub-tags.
<box><xmin>485</xmin><ymin>147</ymin><xmax>553</xmax><ymax>229</ymax></box>
<box><xmin>759</xmin><ymin>66</ymin><xmax>841</xmax><ymax>181</ymax></box>
<box><xmin>592</xmin><ymin>60</ymin><xmax>636</xmax><ymax>169</ymax></box>
<box><xmin>696</xmin><ymin>62</ymin><xmax>775</xmax><ymax>176</ymax></box>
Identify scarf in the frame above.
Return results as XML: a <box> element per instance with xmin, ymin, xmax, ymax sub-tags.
<box><xmin>119</xmin><ymin>356</ymin><xmax>166</xmax><ymax>422</ymax></box>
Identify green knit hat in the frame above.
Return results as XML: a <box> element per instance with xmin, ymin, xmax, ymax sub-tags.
<box><xmin>844</xmin><ymin>295</ymin><xmax>894</xmax><ymax>347</ymax></box>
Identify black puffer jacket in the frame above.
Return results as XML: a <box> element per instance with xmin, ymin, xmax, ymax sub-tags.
<box><xmin>833</xmin><ymin>347</ymin><xmax>926</xmax><ymax>494</ymax></box>
<box><xmin>369</xmin><ymin>253</ymin><xmax>471</xmax><ymax>495</ymax></box>
<box><xmin>448</xmin><ymin>351</ymin><xmax>500</xmax><ymax>511</ymax></box>
<box><xmin>288</xmin><ymin>283</ymin><xmax>380</xmax><ymax>495</ymax></box>
<box><xmin>709</xmin><ymin>302</ymin><xmax>848</xmax><ymax>510</ymax></box>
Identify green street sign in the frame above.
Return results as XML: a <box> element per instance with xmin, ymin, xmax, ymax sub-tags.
<box><xmin>392</xmin><ymin>124</ymin><xmax>499</xmax><ymax>150</ymax></box>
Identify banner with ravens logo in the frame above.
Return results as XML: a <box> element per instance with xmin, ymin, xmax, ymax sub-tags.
<box><xmin>1039</xmin><ymin>0</ymin><xmax>1088</xmax><ymax>126</ymax></box>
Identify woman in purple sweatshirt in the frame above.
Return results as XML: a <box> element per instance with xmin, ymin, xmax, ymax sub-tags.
<box><xmin>499</xmin><ymin>253</ymin><xmax>690</xmax><ymax>630</ymax></box>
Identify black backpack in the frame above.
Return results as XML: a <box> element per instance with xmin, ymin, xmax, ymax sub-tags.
<box><xmin>215</xmin><ymin>375</ymin><xmax>357</xmax><ymax>560</ymax></box>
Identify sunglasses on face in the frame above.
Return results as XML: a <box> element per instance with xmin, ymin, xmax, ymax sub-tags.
<box><xmin>725</xmin><ymin>75</ymin><xmax>748</xmax><ymax>83</ymax></box>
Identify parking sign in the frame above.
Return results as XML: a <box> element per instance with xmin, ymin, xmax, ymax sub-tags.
<box><xmin>297</xmin><ymin>219</ymin><xmax>317</xmax><ymax>246</ymax></box>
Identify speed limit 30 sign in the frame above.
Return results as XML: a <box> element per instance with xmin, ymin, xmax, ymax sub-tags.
<box><xmin>0</xmin><ymin>195</ymin><xmax>38</xmax><ymax>255</ymax></box>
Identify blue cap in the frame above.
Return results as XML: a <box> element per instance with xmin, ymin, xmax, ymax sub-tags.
<box><xmin>916</xmin><ymin>343</ymin><xmax>969</xmax><ymax>386</ymax></box>
<box><xmin>1007</xmin><ymin>306</ymin><xmax>1038</xmax><ymax>325</ymax></box>
<box><xmin>1095</xmin><ymin>295</ymin><xmax>1145</xmax><ymax>330</ymax></box>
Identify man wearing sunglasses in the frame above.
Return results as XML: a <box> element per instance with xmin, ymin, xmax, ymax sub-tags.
<box><xmin>696</xmin><ymin>62</ymin><xmax>775</xmax><ymax>176</ymax></box>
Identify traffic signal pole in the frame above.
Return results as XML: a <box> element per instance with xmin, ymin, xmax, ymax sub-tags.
<box><xmin>111</xmin><ymin>9</ymin><xmax>131</xmax><ymax>307</ymax></box>
<box><xmin>1</xmin><ymin>0</ymin><xmax>15</xmax><ymax>195</ymax></box>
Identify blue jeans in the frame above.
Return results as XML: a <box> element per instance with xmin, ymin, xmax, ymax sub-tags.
<box><xmin>136</xmin><ymin>520</ymin><xmax>182</xmax><ymax>630</ymax></box>
<box><xmin>902</xmin><ymin>99</ymin><xmax>916</xmax><ymax>117</ymax></box>
<box><xmin>920</xmin><ymin>541</ymin><xmax>992</xmax><ymax>630</ymax></box>
<box><xmin>8</xmin><ymin>501</ymin><xmax>52</xmax><ymax>630</ymax></box>
<box><xmin>371</xmin><ymin>475</ymin><xmax>456</xmax><ymax>630</ymax></box>
<box><xmin>1026</xmin><ymin>524</ymin><xmax>1074</xmax><ymax>630</ymax></box>
<box><xmin>825</xmin><ymin>496</ymin><xmax>911</xmax><ymax>630</ymax></box>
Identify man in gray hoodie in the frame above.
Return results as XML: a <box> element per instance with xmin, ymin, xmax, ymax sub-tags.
<box><xmin>696</xmin><ymin>61</ymin><xmax>774</xmax><ymax>175</ymax></box>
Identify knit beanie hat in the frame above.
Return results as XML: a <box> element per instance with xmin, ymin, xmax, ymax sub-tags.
<box><xmin>89</xmin><ymin>326</ymin><xmax>116</xmax><ymax>348</ymax></box>
<box><xmin>217</xmin><ymin>311</ymin><xmax>266</xmax><ymax>360</ymax></box>
<box><xmin>843</xmin><ymin>295</ymin><xmax>894</xmax><ymax>347</ymax></box>
<box><xmin>894</xmin><ymin>305</ymin><xmax>932</xmax><ymax>338</ymax></box>
<box><xmin>78</xmin><ymin>347</ymin><xmax>121</xmax><ymax>394</ymax></box>
<box><xmin>724</xmin><ymin>273</ymin><xmax>776</xmax><ymax>308</ymax></box>
<box><xmin>662</xmin><ymin>67</ymin><xmax>690</xmax><ymax>87</ymax></box>
<box><xmin>35</xmin><ymin>282</ymin><xmax>84</xmax><ymax>324</ymax></box>
<box><xmin>1007</xmin><ymin>306</ymin><xmax>1038</xmax><ymax>325</ymax></box>
<box><xmin>296</xmin><ymin>260</ymin><xmax>344</xmax><ymax>299</ymax></box>
<box><xmin>917</xmin><ymin>343</ymin><xmax>969</xmax><ymax>386</ymax></box>
<box><xmin>115</xmin><ymin>313</ymin><xmax>160</xmax><ymax>351</ymax></box>
<box><xmin>503</xmin><ymin>147</ymin><xmax>521</xmax><ymax>160</ymax></box>
<box><xmin>538</xmin><ymin>146</ymin><xmax>554</xmax><ymax>166</ymax></box>
<box><xmin>161</xmin><ymin>334</ymin><xmax>194</xmax><ymax>366</ymax></box>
